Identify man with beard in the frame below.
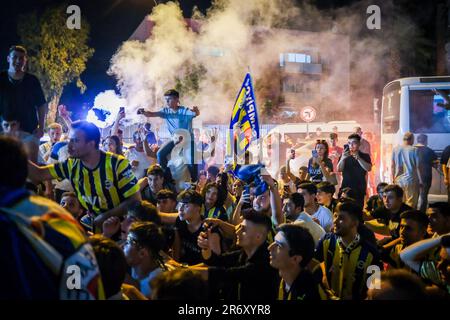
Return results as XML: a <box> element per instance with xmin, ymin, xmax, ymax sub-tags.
<box><xmin>315</xmin><ymin>201</ymin><xmax>382</xmax><ymax>300</ymax></box>
<box><xmin>27</xmin><ymin>120</ymin><xmax>141</xmax><ymax>232</ymax></box>
<box><xmin>381</xmin><ymin>210</ymin><xmax>429</xmax><ymax>269</ymax></box>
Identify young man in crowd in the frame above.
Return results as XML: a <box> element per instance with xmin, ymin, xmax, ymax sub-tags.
<box><xmin>316</xmin><ymin>181</ymin><xmax>338</xmax><ymax>214</ymax></box>
<box><xmin>337</xmin><ymin>133</ymin><xmax>372</xmax><ymax>208</ymax></box>
<box><xmin>315</xmin><ymin>201</ymin><xmax>382</xmax><ymax>300</ymax></box>
<box><xmin>60</xmin><ymin>191</ymin><xmax>85</xmax><ymax>221</ymax></box>
<box><xmin>156</xmin><ymin>189</ymin><xmax>178</xmax><ymax>213</ymax></box>
<box><xmin>427</xmin><ymin>202</ymin><xmax>450</xmax><ymax>237</ymax></box>
<box><xmin>415</xmin><ymin>134</ymin><xmax>438</xmax><ymax>212</ymax></box>
<box><xmin>400</xmin><ymin>233</ymin><xmax>450</xmax><ymax>296</ymax></box>
<box><xmin>123</xmin><ymin>222</ymin><xmax>170</xmax><ymax>298</ymax></box>
<box><xmin>297</xmin><ymin>182</ymin><xmax>333</xmax><ymax>232</ymax></box>
<box><xmin>173</xmin><ymin>189</ymin><xmax>221</xmax><ymax>265</ymax></box>
<box><xmin>196</xmin><ymin>211</ymin><xmax>279</xmax><ymax>300</ymax></box>
<box><xmin>27</xmin><ymin>120</ymin><xmax>141</xmax><ymax>231</ymax></box>
<box><xmin>0</xmin><ymin>45</ymin><xmax>47</xmax><ymax>163</ymax></box>
<box><xmin>39</xmin><ymin>122</ymin><xmax>63</xmax><ymax>163</ymax></box>
<box><xmin>365</xmin><ymin>184</ymin><xmax>412</xmax><ymax>241</ymax></box>
<box><xmin>364</xmin><ymin>182</ymin><xmax>387</xmax><ymax>220</ymax></box>
<box><xmin>141</xmin><ymin>164</ymin><xmax>174</xmax><ymax>206</ymax></box>
<box><xmin>381</xmin><ymin>210</ymin><xmax>429</xmax><ymax>269</ymax></box>
<box><xmin>282</xmin><ymin>192</ymin><xmax>304</xmax><ymax>223</ymax></box>
<box><xmin>137</xmin><ymin>89</ymin><xmax>199</xmax><ymax>177</ymax></box>
<box><xmin>269</xmin><ymin>224</ymin><xmax>323</xmax><ymax>300</ymax></box>
<box><xmin>88</xmin><ymin>235</ymin><xmax>130</xmax><ymax>300</ymax></box>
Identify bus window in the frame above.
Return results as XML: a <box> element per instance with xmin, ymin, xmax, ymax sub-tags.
<box><xmin>382</xmin><ymin>82</ymin><xmax>400</xmax><ymax>133</ymax></box>
<box><xmin>410</xmin><ymin>89</ymin><xmax>450</xmax><ymax>133</ymax></box>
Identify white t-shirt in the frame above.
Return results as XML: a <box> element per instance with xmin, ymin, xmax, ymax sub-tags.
<box><xmin>310</xmin><ymin>205</ymin><xmax>333</xmax><ymax>232</ymax></box>
<box><xmin>294</xmin><ymin>212</ymin><xmax>326</xmax><ymax>246</ymax></box>
<box><xmin>126</xmin><ymin>147</ymin><xmax>154</xmax><ymax>180</ymax></box>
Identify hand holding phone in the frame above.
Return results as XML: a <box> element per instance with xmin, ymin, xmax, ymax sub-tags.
<box><xmin>343</xmin><ymin>144</ymin><xmax>350</xmax><ymax>157</ymax></box>
<box><xmin>312</xmin><ymin>149</ymin><xmax>318</xmax><ymax>158</ymax></box>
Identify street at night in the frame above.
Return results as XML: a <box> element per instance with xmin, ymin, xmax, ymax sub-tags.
<box><xmin>0</xmin><ymin>0</ymin><xmax>449</xmax><ymax>311</ymax></box>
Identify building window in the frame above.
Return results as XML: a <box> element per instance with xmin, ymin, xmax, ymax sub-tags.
<box><xmin>280</xmin><ymin>53</ymin><xmax>312</xmax><ymax>66</ymax></box>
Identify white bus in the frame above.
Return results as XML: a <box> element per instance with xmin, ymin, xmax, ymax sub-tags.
<box><xmin>380</xmin><ymin>76</ymin><xmax>450</xmax><ymax>201</ymax></box>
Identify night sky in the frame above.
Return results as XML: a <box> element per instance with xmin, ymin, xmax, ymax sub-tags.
<box><xmin>0</xmin><ymin>0</ymin><xmax>213</xmax><ymax>116</ymax></box>
<box><xmin>0</xmin><ymin>0</ymin><xmax>438</xmax><ymax>117</ymax></box>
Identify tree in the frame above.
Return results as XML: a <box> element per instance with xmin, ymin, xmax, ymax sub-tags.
<box><xmin>17</xmin><ymin>4</ymin><xmax>94</xmax><ymax>125</ymax></box>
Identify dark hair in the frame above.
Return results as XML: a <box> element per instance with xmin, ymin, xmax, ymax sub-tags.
<box><xmin>147</xmin><ymin>164</ymin><xmax>165</xmax><ymax>178</ymax></box>
<box><xmin>104</xmin><ymin>135</ymin><xmax>123</xmax><ymax>155</ymax></box>
<box><xmin>375</xmin><ymin>269</ymin><xmax>426</xmax><ymax>300</ymax></box>
<box><xmin>177</xmin><ymin>189</ymin><xmax>204</xmax><ymax>206</ymax></box>
<box><xmin>71</xmin><ymin>120</ymin><xmax>101</xmax><ymax>149</ymax></box>
<box><xmin>298</xmin><ymin>182</ymin><xmax>317</xmax><ymax>195</ymax></box>
<box><xmin>207</xmin><ymin>166</ymin><xmax>220</xmax><ymax>177</ymax></box>
<box><xmin>336</xmin><ymin>201</ymin><xmax>363</xmax><ymax>223</ymax></box>
<box><xmin>164</xmin><ymin>89</ymin><xmax>180</xmax><ymax>98</ymax></box>
<box><xmin>289</xmin><ymin>193</ymin><xmax>304</xmax><ymax>210</ymax></box>
<box><xmin>128</xmin><ymin>200</ymin><xmax>161</xmax><ymax>225</ymax></box>
<box><xmin>0</xmin><ymin>136</ymin><xmax>28</xmax><ymax>188</ymax></box>
<box><xmin>156</xmin><ymin>189</ymin><xmax>177</xmax><ymax>202</ymax></box>
<box><xmin>429</xmin><ymin>202</ymin><xmax>450</xmax><ymax>218</ymax></box>
<box><xmin>198</xmin><ymin>170</ymin><xmax>207</xmax><ymax>177</ymax></box>
<box><xmin>329</xmin><ymin>132</ymin><xmax>338</xmax><ymax>140</ymax></box>
<box><xmin>202</xmin><ymin>182</ymin><xmax>227</xmax><ymax>208</ymax></box>
<box><xmin>9</xmin><ymin>45</ymin><xmax>27</xmax><ymax>56</ymax></box>
<box><xmin>88</xmin><ymin>235</ymin><xmax>127</xmax><ymax>299</ymax></box>
<box><xmin>129</xmin><ymin>222</ymin><xmax>166</xmax><ymax>260</ymax></box>
<box><xmin>377</xmin><ymin>182</ymin><xmax>388</xmax><ymax>192</ymax></box>
<box><xmin>314</xmin><ymin>139</ymin><xmax>329</xmax><ymax>159</ymax></box>
<box><xmin>242</xmin><ymin>210</ymin><xmax>273</xmax><ymax>232</ymax></box>
<box><xmin>151</xmin><ymin>269</ymin><xmax>207</xmax><ymax>300</ymax></box>
<box><xmin>339</xmin><ymin>187</ymin><xmax>356</xmax><ymax>199</ymax></box>
<box><xmin>383</xmin><ymin>184</ymin><xmax>404</xmax><ymax>199</ymax></box>
<box><xmin>347</xmin><ymin>133</ymin><xmax>361</xmax><ymax>142</ymax></box>
<box><xmin>317</xmin><ymin>181</ymin><xmax>336</xmax><ymax>195</ymax></box>
<box><xmin>400</xmin><ymin>210</ymin><xmax>429</xmax><ymax>230</ymax></box>
<box><xmin>277</xmin><ymin>224</ymin><xmax>315</xmax><ymax>268</ymax></box>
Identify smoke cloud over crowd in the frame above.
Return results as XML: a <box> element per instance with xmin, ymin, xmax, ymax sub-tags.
<box><xmin>102</xmin><ymin>0</ymin><xmax>417</xmax><ymax>126</ymax></box>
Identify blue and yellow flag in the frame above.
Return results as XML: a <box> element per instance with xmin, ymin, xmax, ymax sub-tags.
<box><xmin>227</xmin><ymin>73</ymin><xmax>260</xmax><ymax>158</ymax></box>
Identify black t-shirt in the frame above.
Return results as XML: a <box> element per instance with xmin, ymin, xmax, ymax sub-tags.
<box><xmin>416</xmin><ymin>145</ymin><xmax>437</xmax><ymax>183</ymax></box>
<box><xmin>175</xmin><ymin>216</ymin><xmax>220</xmax><ymax>265</ymax></box>
<box><xmin>340</xmin><ymin>151</ymin><xmax>372</xmax><ymax>194</ymax></box>
<box><xmin>441</xmin><ymin>145</ymin><xmax>450</xmax><ymax>166</ymax></box>
<box><xmin>279</xmin><ymin>269</ymin><xmax>321</xmax><ymax>300</ymax></box>
<box><xmin>308</xmin><ymin>157</ymin><xmax>333</xmax><ymax>182</ymax></box>
<box><xmin>372</xmin><ymin>202</ymin><xmax>412</xmax><ymax>239</ymax></box>
<box><xmin>0</xmin><ymin>71</ymin><xmax>46</xmax><ymax>133</ymax></box>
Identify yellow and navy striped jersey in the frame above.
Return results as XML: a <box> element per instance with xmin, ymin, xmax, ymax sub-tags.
<box><xmin>315</xmin><ymin>233</ymin><xmax>382</xmax><ymax>300</ymax></box>
<box><xmin>201</xmin><ymin>205</ymin><xmax>228</xmax><ymax>222</ymax></box>
<box><xmin>47</xmin><ymin>151</ymin><xmax>139</xmax><ymax>215</ymax></box>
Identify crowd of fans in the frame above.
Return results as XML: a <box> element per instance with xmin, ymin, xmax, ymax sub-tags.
<box><xmin>1</xmin><ymin>45</ymin><xmax>450</xmax><ymax>300</ymax></box>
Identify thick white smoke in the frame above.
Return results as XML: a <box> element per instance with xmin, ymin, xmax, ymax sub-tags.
<box><xmin>102</xmin><ymin>0</ymin><xmax>418</xmax><ymax>127</ymax></box>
